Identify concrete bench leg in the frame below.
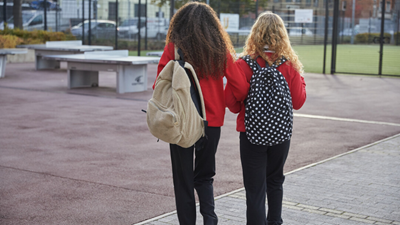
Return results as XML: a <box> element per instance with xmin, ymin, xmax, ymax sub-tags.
<box><xmin>116</xmin><ymin>65</ymin><xmax>147</xmax><ymax>94</ymax></box>
<box><xmin>36</xmin><ymin>55</ymin><xmax>61</xmax><ymax>70</ymax></box>
<box><xmin>68</xmin><ymin>70</ymin><xmax>99</xmax><ymax>89</ymax></box>
<box><xmin>0</xmin><ymin>55</ymin><xmax>6</xmax><ymax>78</ymax></box>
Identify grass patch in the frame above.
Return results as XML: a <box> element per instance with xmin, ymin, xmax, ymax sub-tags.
<box><xmin>236</xmin><ymin>44</ymin><xmax>400</xmax><ymax>75</ymax></box>
<box><xmin>134</xmin><ymin>44</ymin><xmax>400</xmax><ymax>75</ymax></box>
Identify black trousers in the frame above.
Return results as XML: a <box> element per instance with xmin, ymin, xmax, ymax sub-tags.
<box><xmin>240</xmin><ymin>132</ymin><xmax>290</xmax><ymax>225</ymax></box>
<box><xmin>170</xmin><ymin>127</ymin><xmax>221</xmax><ymax>225</ymax></box>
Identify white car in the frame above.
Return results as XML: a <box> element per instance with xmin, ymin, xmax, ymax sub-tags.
<box><xmin>118</xmin><ymin>17</ymin><xmax>167</xmax><ymax>40</ymax></box>
<box><xmin>71</xmin><ymin>20</ymin><xmax>116</xmax><ymax>39</ymax></box>
<box><xmin>288</xmin><ymin>27</ymin><xmax>313</xmax><ymax>36</ymax></box>
<box><xmin>339</xmin><ymin>25</ymin><xmax>360</xmax><ymax>36</ymax></box>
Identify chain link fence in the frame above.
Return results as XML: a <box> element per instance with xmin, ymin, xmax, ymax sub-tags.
<box><xmin>1</xmin><ymin>0</ymin><xmax>399</xmax><ymax>75</ymax></box>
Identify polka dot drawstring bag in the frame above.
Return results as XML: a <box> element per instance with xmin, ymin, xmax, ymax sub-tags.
<box><xmin>243</xmin><ymin>55</ymin><xmax>293</xmax><ymax>146</ymax></box>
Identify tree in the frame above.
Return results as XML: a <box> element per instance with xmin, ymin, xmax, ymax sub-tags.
<box><xmin>13</xmin><ymin>0</ymin><xmax>22</xmax><ymax>29</ymax></box>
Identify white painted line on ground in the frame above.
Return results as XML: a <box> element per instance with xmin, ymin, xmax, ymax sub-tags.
<box><xmin>294</xmin><ymin>113</ymin><xmax>400</xmax><ymax>127</ymax></box>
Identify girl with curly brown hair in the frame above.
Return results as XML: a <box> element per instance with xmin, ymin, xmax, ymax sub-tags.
<box><xmin>153</xmin><ymin>2</ymin><xmax>249</xmax><ymax>224</ymax></box>
<box><xmin>225</xmin><ymin>12</ymin><xmax>307</xmax><ymax>224</ymax></box>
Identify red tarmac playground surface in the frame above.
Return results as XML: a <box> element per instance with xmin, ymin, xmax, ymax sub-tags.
<box><xmin>0</xmin><ymin>62</ymin><xmax>400</xmax><ymax>224</ymax></box>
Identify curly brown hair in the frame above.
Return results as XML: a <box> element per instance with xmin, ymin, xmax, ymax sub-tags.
<box><xmin>166</xmin><ymin>2</ymin><xmax>235</xmax><ymax>79</ymax></box>
<box><xmin>241</xmin><ymin>11</ymin><xmax>304</xmax><ymax>74</ymax></box>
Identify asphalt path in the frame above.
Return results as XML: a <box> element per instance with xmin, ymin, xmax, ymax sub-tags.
<box><xmin>0</xmin><ymin>62</ymin><xmax>399</xmax><ymax>224</ymax></box>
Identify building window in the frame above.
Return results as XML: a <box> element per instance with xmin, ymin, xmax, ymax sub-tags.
<box><xmin>386</xmin><ymin>1</ymin><xmax>391</xmax><ymax>12</ymax></box>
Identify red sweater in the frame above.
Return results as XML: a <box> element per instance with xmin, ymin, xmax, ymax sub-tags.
<box><xmin>154</xmin><ymin>42</ymin><xmax>250</xmax><ymax>127</ymax></box>
<box><xmin>225</xmin><ymin>53</ymin><xmax>307</xmax><ymax>132</ymax></box>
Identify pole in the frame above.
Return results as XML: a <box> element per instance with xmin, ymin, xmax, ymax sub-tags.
<box><xmin>3</xmin><ymin>0</ymin><xmax>6</xmax><ymax>26</ymax></box>
<box><xmin>56</xmin><ymin>1</ymin><xmax>59</xmax><ymax>31</ymax></box>
<box><xmin>138</xmin><ymin>0</ymin><xmax>141</xmax><ymax>56</ymax></box>
<box><xmin>351</xmin><ymin>0</ymin><xmax>355</xmax><ymax>44</ymax></box>
<box><xmin>323</xmin><ymin>0</ymin><xmax>329</xmax><ymax>74</ymax></box>
<box><xmin>397</xmin><ymin>10</ymin><xmax>399</xmax><ymax>45</ymax></box>
<box><xmin>170</xmin><ymin>0</ymin><xmax>174</xmax><ymax>21</ymax></box>
<box><xmin>331</xmin><ymin>0</ymin><xmax>339</xmax><ymax>74</ymax></box>
<box><xmin>378</xmin><ymin>0</ymin><xmax>385</xmax><ymax>75</ymax></box>
<box><xmin>340</xmin><ymin>10</ymin><xmax>344</xmax><ymax>43</ymax></box>
<box><xmin>255</xmin><ymin>0</ymin><xmax>259</xmax><ymax>19</ymax></box>
<box><xmin>368</xmin><ymin>11</ymin><xmax>372</xmax><ymax>44</ymax></box>
<box><xmin>145</xmin><ymin>0</ymin><xmax>147</xmax><ymax>50</ymax></box>
<box><xmin>44</xmin><ymin>0</ymin><xmax>48</xmax><ymax>30</ymax></box>
<box><xmin>89</xmin><ymin>0</ymin><xmax>91</xmax><ymax>45</ymax></box>
<box><xmin>82</xmin><ymin>0</ymin><xmax>85</xmax><ymax>44</ymax></box>
<box><xmin>115</xmin><ymin>0</ymin><xmax>118</xmax><ymax>49</ymax></box>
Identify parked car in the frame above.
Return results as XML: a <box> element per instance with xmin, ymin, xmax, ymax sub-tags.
<box><xmin>117</xmin><ymin>17</ymin><xmax>168</xmax><ymax>40</ymax></box>
<box><xmin>0</xmin><ymin>10</ymin><xmax>69</xmax><ymax>31</ymax></box>
<box><xmin>71</xmin><ymin>20</ymin><xmax>116</xmax><ymax>39</ymax></box>
<box><xmin>289</xmin><ymin>27</ymin><xmax>313</xmax><ymax>36</ymax></box>
<box><xmin>30</xmin><ymin>0</ymin><xmax>58</xmax><ymax>10</ymax></box>
<box><xmin>339</xmin><ymin>25</ymin><xmax>360</xmax><ymax>36</ymax></box>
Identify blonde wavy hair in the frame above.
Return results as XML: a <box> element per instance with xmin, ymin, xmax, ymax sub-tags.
<box><xmin>241</xmin><ymin>11</ymin><xmax>304</xmax><ymax>74</ymax></box>
<box><xmin>166</xmin><ymin>2</ymin><xmax>236</xmax><ymax>79</ymax></box>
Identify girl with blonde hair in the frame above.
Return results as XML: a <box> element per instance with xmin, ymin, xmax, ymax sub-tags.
<box><xmin>154</xmin><ymin>2</ymin><xmax>249</xmax><ymax>224</ymax></box>
<box><xmin>225</xmin><ymin>11</ymin><xmax>307</xmax><ymax>224</ymax></box>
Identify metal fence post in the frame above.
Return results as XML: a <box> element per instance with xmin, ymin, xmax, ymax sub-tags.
<box><xmin>138</xmin><ymin>0</ymin><xmax>141</xmax><ymax>56</ymax></box>
<box><xmin>145</xmin><ymin>0</ymin><xmax>148</xmax><ymax>50</ymax></box>
<box><xmin>323</xmin><ymin>0</ymin><xmax>329</xmax><ymax>74</ymax></box>
<box><xmin>82</xmin><ymin>0</ymin><xmax>85</xmax><ymax>44</ymax></box>
<box><xmin>56</xmin><ymin>2</ymin><xmax>59</xmax><ymax>31</ymax></box>
<box><xmin>396</xmin><ymin>10</ymin><xmax>400</xmax><ymax>45</ymax></box>
<box><xmin>115</xmin><ymin>0</ymin><xmax>118</xmax><ymax>49</ymax></box>
<box><xmin>2</xmin><ymin>0</ymin><xmax>5</xmax><ymax>25</ymax></box>
<box><xmin>255</xmin><ymin>0</ymin><xmax>259</xmax><ymax>19</ymax></box>
<box><xmin>331</xmin><ymin>0</ymin><xmax>339</xmax><ymax>74</ymax></box>
<box><xmin>368</xmin><ymin>11</ymin><xmax>372</xmax><ymax>44</ymax></box>
<box><xmin>378</xmin><ymin>0</ymin><xmax>385</xmax><ymax>75</ymax></box>
<box><xmin>44</xmin><ymin>0</ymin><xmax>48</xmax><ymax>30</ymax></box>
<box><xmin>89</xmin><ymin>0</ymin><xmax>91</xmax><ymax>45</ymax></box>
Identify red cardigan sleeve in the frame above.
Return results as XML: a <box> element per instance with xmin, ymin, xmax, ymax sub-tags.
<box><xmin>224</xmin><ymin>81</ymin><xmax>242</xmax><ymax>113</ymax></box>
<box><xmin>285</xmin><ymin>64</ymin><xmax>306</xmax><ymax>110</ymax></box>
<box><xmin>223</xmin><ymin>54</ymin><xmax>249</xmax><ymax>103</ymax></box>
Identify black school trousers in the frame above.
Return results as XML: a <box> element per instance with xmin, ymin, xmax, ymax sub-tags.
<box><xmin>240</xmin><ymin>132</ymin><xmax>291</xmax><ymax>225</ymax></box>
<box><xmin>170</xmin><ymin>127</ymin><xmax>221</xmax><ymax>225</ymax></box>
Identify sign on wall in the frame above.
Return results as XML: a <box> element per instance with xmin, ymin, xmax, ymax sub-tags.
<box><xmin>220</xmin><ymin>13</ymin><xmax>239</xmax><ymax>31</ymax></box>
<box><xmin>294</xmin><ymin>9</ymin><xmax>313</xmax><ymax>23</ymax></box>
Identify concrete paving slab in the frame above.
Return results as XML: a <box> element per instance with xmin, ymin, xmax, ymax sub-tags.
<box><xmin>140</xmin><ymin>134</ymin><xmax>400</xmax><ymax>224</ymax></box>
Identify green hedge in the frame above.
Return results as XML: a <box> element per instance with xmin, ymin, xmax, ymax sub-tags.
<box><xmin>0</xmin><ymin>25</ymin><xmax>76</xmax><ymax>47</ymax></box>
<box><xmin>355</xmin><ymin>32</ymin><xmax>392</xmax><ymax>44</ymax></box>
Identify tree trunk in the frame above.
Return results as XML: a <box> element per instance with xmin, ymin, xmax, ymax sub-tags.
<box><xmin>13</xmin><ymin>0</ymin><xmax>22</xmax><ymax>29</ymax></box>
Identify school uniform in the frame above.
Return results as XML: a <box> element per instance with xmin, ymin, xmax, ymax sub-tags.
<box><xmin>154</xmin><ymin>42</ymin><xmax>249</xmax><ymax>225</ymax></box>
<box><xmin>225</xmin><ymin>52</ymin><xmax>307</xmax><ymax>225</ymax></box>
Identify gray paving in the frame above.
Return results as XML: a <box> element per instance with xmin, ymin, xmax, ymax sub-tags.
<box><xmin>138</xmin><ymin>134</ymin><xmax>400</xmax><ymax>225</ymax></box>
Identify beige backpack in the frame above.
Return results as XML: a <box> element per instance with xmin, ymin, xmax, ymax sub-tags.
<box><xmin>146</xmin><ymin>46</ymin><xmax>207</xmax><ymax>148</ymax></box>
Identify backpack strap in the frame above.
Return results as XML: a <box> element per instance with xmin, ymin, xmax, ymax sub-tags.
<box><xmin>272</xmin><ymin>56</ymin><xmax>287</xmax><ymax>68</ymax></box>
<box><xmin>174</xmin><ymin>45</ymin><xmax>208</xmax><ymax>151</ymax></box>
<box><xmin>242</xmin><ymin>55</ymin><xmax>261</xmax><ymax>73</ymax></box>
<box><xmin>243</xmin><ymin>55</ymin><xmax>287</xmax><ymax>70</ymax></box>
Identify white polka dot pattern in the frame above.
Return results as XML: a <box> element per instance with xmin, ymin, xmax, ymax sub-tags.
<box><xmin>243</xmin><ymin>55</ymin><xmax>293</xmax><ymax>146</ymax></box>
